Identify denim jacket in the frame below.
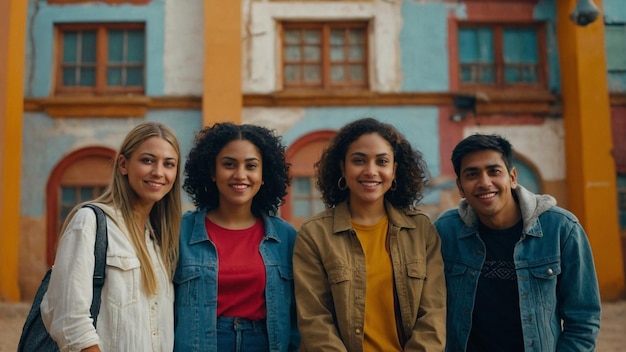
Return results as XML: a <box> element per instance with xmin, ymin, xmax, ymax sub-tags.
<box><xmin>173</xmin><ymin>209</ymin><xmax>300</xmax><ymax>352</ymax></box>
<box><xmin>293</xmin><ymin>201</ymin><xmax>446</xmax><ymax>352</ymax></box>
<box><xmin>435</xmin><ymin>185</ymin><xmax>601</xmax><ymax>352</ymax></box>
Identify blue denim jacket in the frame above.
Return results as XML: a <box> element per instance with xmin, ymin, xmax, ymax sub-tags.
<box><xmin>435</xmin><ymin>186</ymin><xmax>601</xmax><ymax>352</ymax></box>
<box><xmin>173</xmin><ymin>209</ymin><xmax>300</xmax><ymax>352</ymax></box>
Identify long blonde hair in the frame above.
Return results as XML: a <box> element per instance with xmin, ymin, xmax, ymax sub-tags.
<box><xmin>61</xmin><ymin>122</ymin><xmax>182</xmax><ymax>295</ymax></box>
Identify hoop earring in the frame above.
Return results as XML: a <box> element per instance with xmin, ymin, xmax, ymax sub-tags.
<box><xmin>390</xmin><ymin>179</ymin><xmax>397</xmax><ymax>191</ymax></box>
<box><xmin>337</xmin><ymin>177</ymin><xmax>347</xmax><ymax>191</ymax></box>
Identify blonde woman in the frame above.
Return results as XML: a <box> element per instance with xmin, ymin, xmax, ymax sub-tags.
<box><xmin>42</xmin><ymin>122</ymin><xmax>182</xmax><ymax>351</ymax></box>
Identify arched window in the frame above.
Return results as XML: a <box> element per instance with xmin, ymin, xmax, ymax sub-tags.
<box><xmin>512</xmin><ymin>153</ymin><xmax>542</xmax><ymax>194</ymax></box>
<box><xmin>283</xmin><ymin>131</ymin><xmax>335</xmax><ymax>229</ymax></box>
<box><xmin>46</xmin><ymin>147</ymin><xmax>115</xmax><ymax>266</ymax></box>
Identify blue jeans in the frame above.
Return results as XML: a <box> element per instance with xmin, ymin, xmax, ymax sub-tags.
<box><xmin>216</xmin><ymin>317</ymin><xmax>269</xmax><ymax>352</ymax></box>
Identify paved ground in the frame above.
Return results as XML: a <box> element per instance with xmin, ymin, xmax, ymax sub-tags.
<box><xmin>1</xmin><ymin>300</ymin><xmax>625</xmax><ymax>351</ymax></box>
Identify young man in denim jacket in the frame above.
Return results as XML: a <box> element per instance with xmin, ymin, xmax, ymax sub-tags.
<box><xmin>435</xmin><ymin>134</ymin><xmax>601</xmax><ymax>351</ymax></box>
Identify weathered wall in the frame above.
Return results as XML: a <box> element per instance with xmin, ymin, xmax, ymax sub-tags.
<box><xmin>241</xmin><ymin>0</ymin><xmax>566</xmax><ymax>210</ymax></box>
<box><xmin>25</xmin><ymin>0</ymin><xmax>166</xmax><ymax>97</ymax></box>
<box><xmin>19</xmin><ymin>0</ymin><xmax>621</xmax><ymax>299</ymax></box>
<box><xmin>243</xmin><ymin>0</ymin><xmax>405</xmax><ymax>93</ymax></box>
<box><xmin>163</xmin><ymin>0</ymin><xmax>204</xmax><ymax>95</ymax></box>
<box><xmin>19</xmin><ymin>111</ymin><xmax>202</xmax><ymax>300</ymax></box>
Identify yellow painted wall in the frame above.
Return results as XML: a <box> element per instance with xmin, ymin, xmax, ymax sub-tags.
<box><xmin>203</xmin><ymin>0</ymin><xmax>242</xmax><ymax>126</ymax></box>
<box><xmin>557</xmin><ymin>0</ymin><xmax>625</xmax><ymax>300</ymax></box>
<box><xmin>0</xmin><ymin>0</ymin><xmax>27</xmax><ymax>302</ymax></box>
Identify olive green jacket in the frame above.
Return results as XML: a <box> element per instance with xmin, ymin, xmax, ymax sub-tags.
<box><xmin>293</xmin><ymin>201</ymin><xmax>446</xmax><ymax>352</ymax></box>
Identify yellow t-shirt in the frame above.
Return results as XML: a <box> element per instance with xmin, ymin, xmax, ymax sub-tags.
<box><xmin>353</xmin><ymin>216</ymin><xmax>402</xmax><ymax>352</ymax></box>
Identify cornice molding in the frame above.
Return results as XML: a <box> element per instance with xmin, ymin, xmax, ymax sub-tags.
<box><xmin>24</xmin><ymin>96</ymin><xmax>201</xmax><ymax>118</ymax></box>
<box><xmin>242</xmin><ymin>90</ymin><xmax>560</xmax><ymax>115</ymax></box>
<box><xmin>24</xmin><ymin>91</ymin><xmax>626</xmax><ymax>116</ymax></box>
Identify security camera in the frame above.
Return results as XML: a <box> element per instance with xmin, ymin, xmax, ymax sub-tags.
<box><xmin>569</xmin><ymin>0</ymin><xmax>600</xmax><ymax>27</ymax></box>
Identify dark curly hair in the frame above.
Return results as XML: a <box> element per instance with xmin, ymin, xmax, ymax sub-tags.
<box><xmin>316</xmin><ymin>117</ymin><xmax>429</xmax><ymax>209</ymax></box>
<box><xmin>183</xmin><ymin>122</ymin><xmax>290</xmax><ymax>216</ymax></box>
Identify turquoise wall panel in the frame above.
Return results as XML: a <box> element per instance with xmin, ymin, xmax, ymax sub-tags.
<box><xmin>605</xmin><ymin>0</ymin><xmax>626</xmax><ymax>22</ymax></box>
<box><xmin>26</xmin><ymin>0</ymin><xmax>165</xmax><ymax>97</ymax></box>
<box><xmin>399</xmin><ymin>1</ymin><xmax>449</xmax><ymax>92</ymax></box>
<box><xmin>20</xmin><ymin>111</ymin><xmax>202</xmax><ymax>216</ymax></box>
<box><xmin>533</xmin><ymin>0</ymin><xmax>560</xmax><ymax>92</ymax></box>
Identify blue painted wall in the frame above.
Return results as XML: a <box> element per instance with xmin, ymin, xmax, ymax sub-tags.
<box><xmin>604</xmin><ymin>0</ymin><xmax>626</xmax><ymax>23</ymax></box>
<box><xmin>20</xmin><ymin>111</ymin><xmax>202</xmax><ymax>216</ymax></box>
<box><xmin>20</xmin><ymin>0</ymin><xmax>574</xmax><ymax>216</ymax></box>
<box><xmin>25</xmin><ymin>0</ymin><xmax>166</xmax><ymax>97</ymax></box>
<box><xmin>398</xmin><ymin>0</ymin><xmax>560</xmax><ymax>92</ymax></box>
<box><xmin>400</xmin><ymin>1</ymin><xmax>450</xmax><ymax>92</ymax></box>
<box><xmin>534</xmin><ymin>0</ymin><xmax>560</xmax><ymax>92</ymax></box>
<box><xmin>20</xmin><ymin>0</ymin><xmax>203</xmax><ymax>217</ymax></box>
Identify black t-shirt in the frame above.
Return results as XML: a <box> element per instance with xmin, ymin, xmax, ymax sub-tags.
<box><xmin>467</xmin><ymin>220</ymin><xmax>524</xmax><ymax>352</ymax></box>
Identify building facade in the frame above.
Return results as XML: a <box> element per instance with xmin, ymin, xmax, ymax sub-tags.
<box><xmin>1</xmin><ymin>0</ymin><xmax>624</xmax><ymax>301</ymax></box>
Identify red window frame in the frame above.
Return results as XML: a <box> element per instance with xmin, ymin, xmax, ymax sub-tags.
<box><xmin>457</xmin><ymin>22</ymin><xmax>547</xmax><ymax>90</ymax></box>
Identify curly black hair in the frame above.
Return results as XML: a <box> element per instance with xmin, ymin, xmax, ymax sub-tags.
<box><xmin>316</xmin><ymin>117</ymin><xmax>429</xmax><ymax>209</ymax></box>
<box><xmin>183</xmin><ymin>122</ymin><xmax>290</xmax><ymax>216</ymax></box>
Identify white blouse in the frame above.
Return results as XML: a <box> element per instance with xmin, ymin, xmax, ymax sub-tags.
<box><xmin>41</xmin><ymin>203</ymin><xmax>174</xmax><ymax>352</ymax></box>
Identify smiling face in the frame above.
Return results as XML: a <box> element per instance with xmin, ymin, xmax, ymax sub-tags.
<box><xmin>118</xmin><ymin>136</ymin><xmax>178</xmax><ymax>210</ymax></box>
<box><xmin>340</xmin><ymin>132</ymin><xmax>397</xmax><ymax>208</ymax></box>
<box><xmin>213</xmin><ymin>139</ymin><xmax>263</xmax><ymax>210</ymax></box>
<box><xmin>456</xmin><ymin>149</ymin><xmax>520</xmax><ymax>229</ymax></box>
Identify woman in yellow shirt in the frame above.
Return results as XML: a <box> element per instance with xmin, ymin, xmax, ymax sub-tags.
<box><xmin>293</xmin><ymin>117</ymin><xmax>446</xmax><ymax>351</ymax></box>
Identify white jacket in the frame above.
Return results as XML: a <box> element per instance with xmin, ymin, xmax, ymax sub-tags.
<box><xmin>41</xmin><ymin>203</ymin><xmax>174</xmax><ymax>352</ymax></box>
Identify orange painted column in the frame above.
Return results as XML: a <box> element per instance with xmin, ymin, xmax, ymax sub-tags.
<box><xmin>202</xmin><ymin>0</ymin><xmax>242</xmax><ymax>126</ymax></box>
<box><xmin>0</xmin><ymin>0</ymin><xmax>27</xmax><ymax>301</ymax></box>
<box><xmin>556</xmin><ymin>0</ymin><xmax>625</xmax><ymax>300</ymax></box>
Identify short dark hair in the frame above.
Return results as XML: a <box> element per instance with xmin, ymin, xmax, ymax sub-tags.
<box><xmin>183</xmin><ymin>122</ymin><xmax>290</xmax><ymax>216</ymax></box>
<box><xmin>316</xmin><ymin>117</ymin><xmax>429</xmax><ymax>208</ymax></box>
<box><xmin>451</xmin><ymin>134</ymin><xmax>514</xmax><ymax>178</ymax></box>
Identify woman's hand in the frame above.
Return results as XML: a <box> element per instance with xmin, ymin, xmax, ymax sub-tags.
<box><xmin>81</xmin><ymin>345</ymin><xmax>101</xmax><ymax>352</ymax></box>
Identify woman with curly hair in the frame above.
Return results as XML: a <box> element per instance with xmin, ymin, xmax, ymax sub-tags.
<box><xmin>174</xmin><ymin>122</ymin><xmax>300</xmax><ymax>352</ymax></box>
<box><xmin>293</xmin><ymin>117</ymin><xmax>446</xmax><ymax>351</ymax></box>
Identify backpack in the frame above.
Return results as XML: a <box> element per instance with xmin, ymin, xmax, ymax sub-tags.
<box><xmin>17</xmin><ymin>204</ymin><xmax>108</xmax><ymax>352</ymax></box>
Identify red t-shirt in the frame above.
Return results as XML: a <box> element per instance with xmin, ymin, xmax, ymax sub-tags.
<box><xmin>206</xmin><ymin>218</ymin><xmax>267</xmax><ymax>320</ymax></box>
